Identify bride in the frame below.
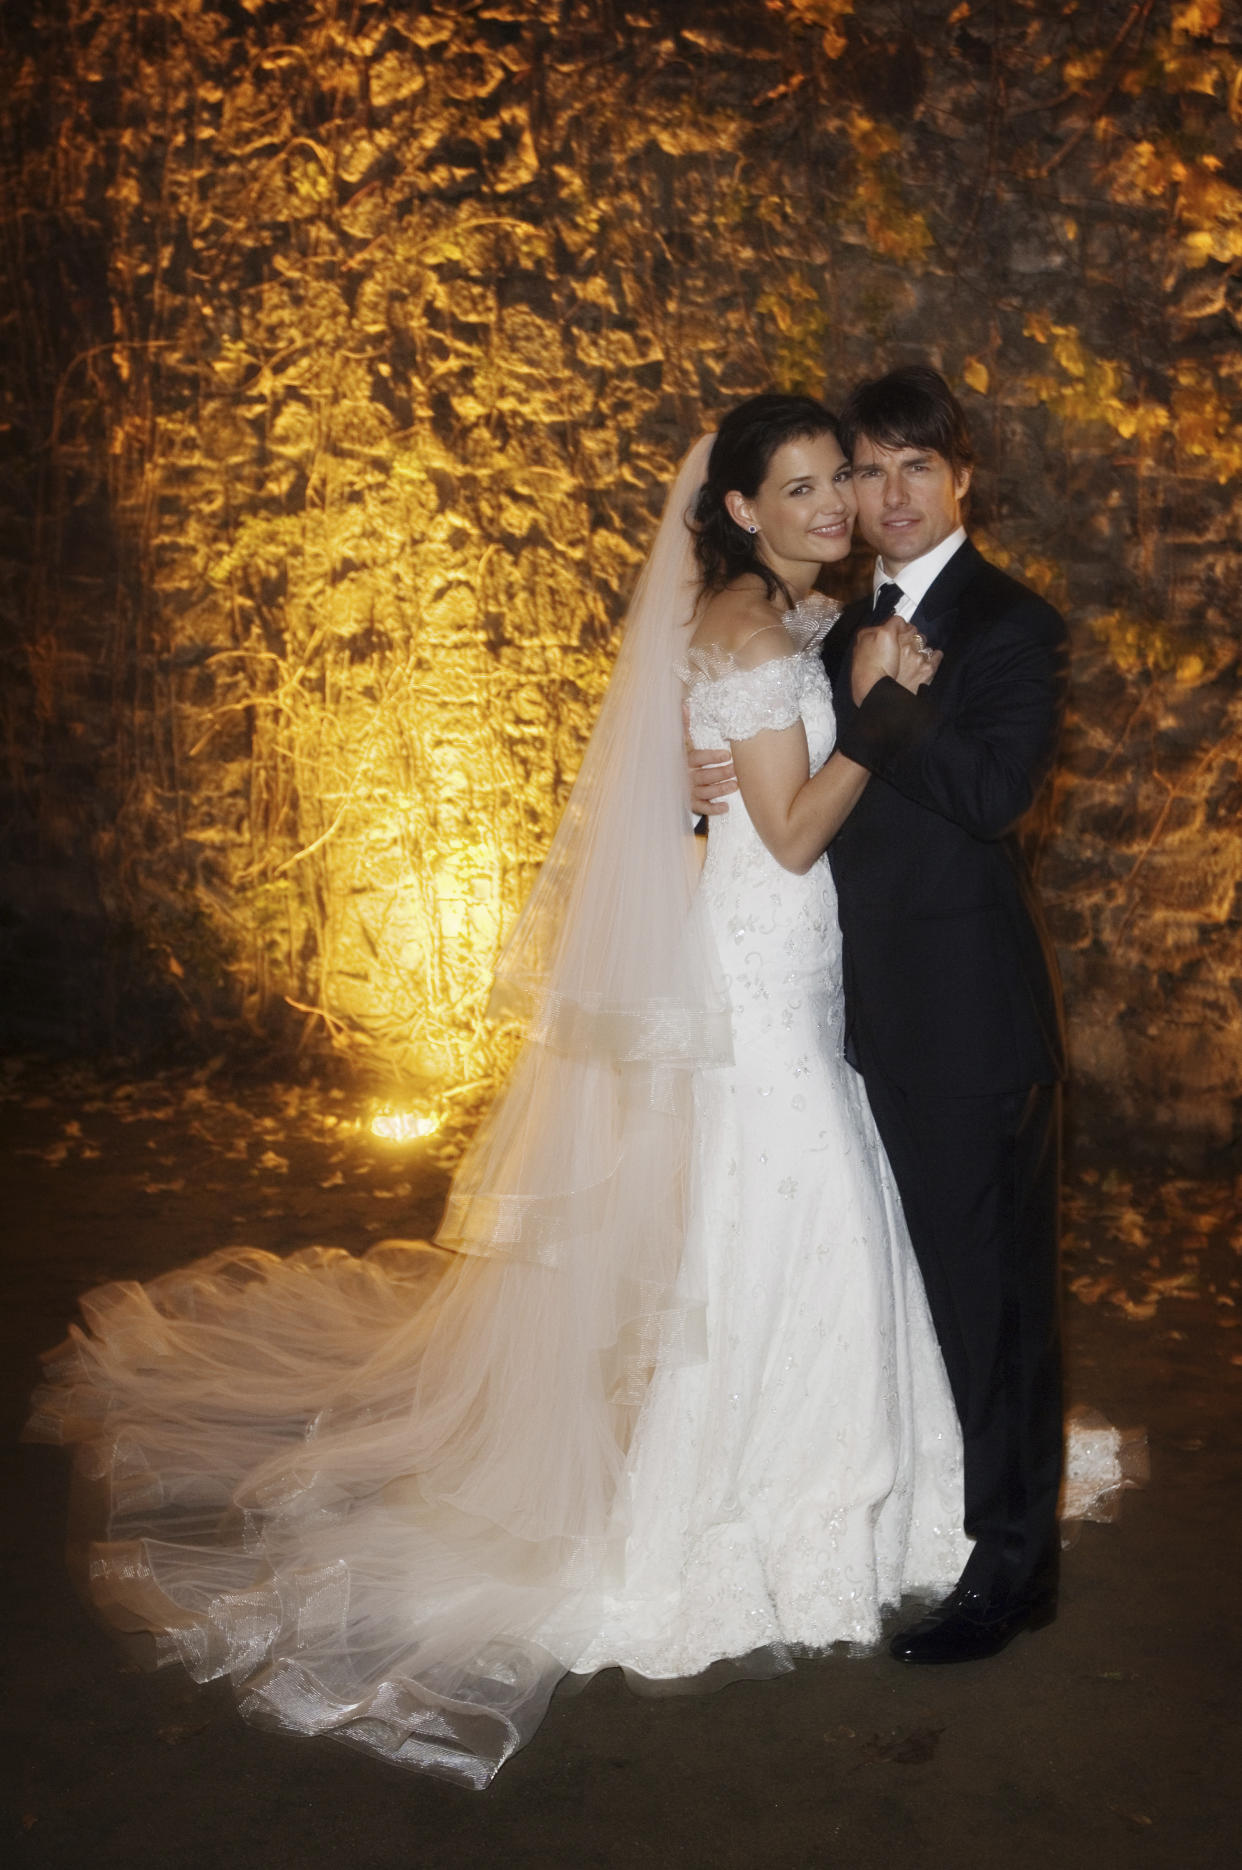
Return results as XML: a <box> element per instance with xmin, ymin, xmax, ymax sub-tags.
<box><xmin>28</xmin><ymin>395</ymin><xmax>969</xmax><ymax>1789</ymax></box>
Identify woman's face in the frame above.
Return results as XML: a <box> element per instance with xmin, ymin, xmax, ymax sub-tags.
<box><xmin>726</xmin><ymin>431</ymin><xmax>856</xmax><ymax>587</ymax></box>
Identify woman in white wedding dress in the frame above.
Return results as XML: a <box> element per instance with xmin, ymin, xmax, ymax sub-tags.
<box><xmin>569</xmin><ymin>400</ymin><xmax>967</xmax><ymax>1678</ymax></box>
<box><xmin>28</xmin><ymin>397</ymin><xmax>967</xmax><ymax>1789</ymax></box>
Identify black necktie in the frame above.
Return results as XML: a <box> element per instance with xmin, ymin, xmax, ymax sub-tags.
<box><xmin>874</xmin><ymin>578</ymin><xmax>941</xmax><ymax>648</ymax></box>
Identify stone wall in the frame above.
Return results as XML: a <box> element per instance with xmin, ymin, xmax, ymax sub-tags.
<box><xmin>1</xmin><ymin>0</ymin><xmax>1239</xmax><ymax>1145</ymax></box>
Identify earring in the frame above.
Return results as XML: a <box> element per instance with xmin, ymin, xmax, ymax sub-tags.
<box><xmin>748</xmin><ymin>525</ymin><xmax>758</xmax><ymax>535</ymax></box>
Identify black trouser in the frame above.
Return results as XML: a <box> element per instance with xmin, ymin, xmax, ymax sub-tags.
<box><xmin>860</xmin><ymin>1062</ymin><xmax>1064</xmax><ymax>1609</ymax></box>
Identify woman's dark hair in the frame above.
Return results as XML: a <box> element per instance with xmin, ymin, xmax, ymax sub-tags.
<box><xmin>693</xmin><ymin>393</ymin><xmax>841</xmax><ymax>604</ymax></box>
<box><xmin>838</xmin><ymin>364</ymin><xmax>974</xmax><ymax>479</ymax></box>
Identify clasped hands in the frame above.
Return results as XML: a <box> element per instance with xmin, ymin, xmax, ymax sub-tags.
<box><xmin>852</xmin><ymin>615</ymin><xmax>941</xmax><ymax>707</ymax></box>
<box><xmin>688</xmin><ymin>619</ymin><xmax>940</xmax><ymax>817</ymax></box>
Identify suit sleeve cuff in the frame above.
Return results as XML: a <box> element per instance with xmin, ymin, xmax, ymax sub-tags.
<box><xmin>836</xmin><ymin>676</ymin><xmax>935</xmax><ymax>770</ymax></box>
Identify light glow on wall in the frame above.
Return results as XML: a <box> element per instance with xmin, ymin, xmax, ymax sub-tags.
<box><xmin>4</xmin><ymin>0</ymin><xmax>1240</xmax><ymax>1145</ymax></box>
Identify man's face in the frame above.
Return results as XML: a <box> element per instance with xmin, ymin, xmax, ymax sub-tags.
<box><xmin>850</xmin><ymin>437</ymin><xmax>971</xmax><ymax>571</ymax></box>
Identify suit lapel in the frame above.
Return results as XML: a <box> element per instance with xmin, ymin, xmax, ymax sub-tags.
<box><xmin>909</xmin><ymin>537</ymin><xmax>983</xmax><ymax>651</ymax></box>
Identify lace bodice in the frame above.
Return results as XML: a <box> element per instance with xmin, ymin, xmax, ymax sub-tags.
<box><xmin>674</xmin><ymin>595</ymin><xmax>848</xmax><ymax>1109</ymax></box>
<box><xmin>680</xmin><ymin>594</ymin><xmax>840</xmax><ymax>756</ymax></box>
<box><xmin>681</xmin><ymin>595</ymin><xmax>841</xmax><ymax>996</ymax></box>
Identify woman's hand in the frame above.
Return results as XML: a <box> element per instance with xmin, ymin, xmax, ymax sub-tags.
<box><xmin>894</xmin><ymin>622</ymin><xmax>941</xmax><ymax>693</ymax></box>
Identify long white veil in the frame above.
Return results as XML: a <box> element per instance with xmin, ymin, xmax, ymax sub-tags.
<box><xmin>28</xmin><ymin>436</ymin><xmax>731</xmax><ymax>1788</ymax></box>
<box><xmin>440</xmin><ymin>432</ymin><xmax>729</xmax><ymax>1382</ymax></box>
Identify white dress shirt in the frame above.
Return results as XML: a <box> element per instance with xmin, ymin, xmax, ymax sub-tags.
<box><xmin>871</xmin><ymin>526</ymin><xmax>968</xmax><ymax>619</ymax></box>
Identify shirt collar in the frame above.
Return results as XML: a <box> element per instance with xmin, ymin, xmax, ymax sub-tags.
<box><xmin>871</xmin><ymin>526</ymin><xmax>968</xmax><ymax>616</ymax></box>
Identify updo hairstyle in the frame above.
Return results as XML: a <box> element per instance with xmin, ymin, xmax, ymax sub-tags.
<box><xmin>692</xmin><ymin>393</ymin><xmax>841</xmax><ymax>605</ymax></box>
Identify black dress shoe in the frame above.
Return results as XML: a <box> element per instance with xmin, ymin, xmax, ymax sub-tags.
<box><xmin>889</xmin><ymin>1587</ymin><xmax>1057</xmax><ymax>1665</ymax></box>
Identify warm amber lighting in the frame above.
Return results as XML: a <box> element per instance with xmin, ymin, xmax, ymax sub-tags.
<box><xmin>7</xmin><ymin>0</ymin><xmax>1238</xmax><ymax>1150</ymax></box>
<box><xmin>369</xmin><ymin>1105</ymin><xmax>441</xmax><ymax>1143</ymax></box>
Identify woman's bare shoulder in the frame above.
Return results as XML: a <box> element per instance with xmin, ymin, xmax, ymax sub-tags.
<box><xmin>689</xmin><ymin>585</ymin><xmax>788</xmax><ymax>654</ymax></box>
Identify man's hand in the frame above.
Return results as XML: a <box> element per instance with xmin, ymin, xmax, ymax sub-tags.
<box><xmin>850</xmin><ymin>616</ymin><xmax>904</xmax><ymax>706</ymax></box>
<box><xmin>684</xmin><ymin>701</ymin><xmax>736</xmax><ymax>815</ymax></box>
<box><xmin>689</xmin><ymin>743</ymin><xmax>737</xmax><ymax>815</ymax></box>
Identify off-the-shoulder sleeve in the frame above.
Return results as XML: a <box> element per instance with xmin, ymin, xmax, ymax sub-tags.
<box><xmin>702</xmin><ymin>656</ymin><xmax>807</xmax><ymax>742</ymax></box>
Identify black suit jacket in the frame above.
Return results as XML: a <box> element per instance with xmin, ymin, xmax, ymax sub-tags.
<box><xmin>824</xmin><ymin>538</ymin><xmax>1068</xmax><ymax>1096</ymax></box>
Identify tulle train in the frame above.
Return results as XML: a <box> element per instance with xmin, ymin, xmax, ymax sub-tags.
<box><xmin>28</xmin><ymin>1233</ymin><xmax>692</xmax><ymax>1789</ymax></box>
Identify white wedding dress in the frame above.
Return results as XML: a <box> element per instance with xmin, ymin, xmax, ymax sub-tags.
<box><xmin>570</xmin><ymin>600</ymin><xmax>968</xmax><ymax>1676</ymax></box>
<box><xmin>28</xmin><ymin>596</ymin><xmax>970</xmax><ymax>1787</ymax></box>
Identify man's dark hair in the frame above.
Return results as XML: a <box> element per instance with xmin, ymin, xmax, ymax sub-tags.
<box><xmin>839</xmin><ymin>364</ymin><xmax>974</xmax><ymax>479</ymax></box>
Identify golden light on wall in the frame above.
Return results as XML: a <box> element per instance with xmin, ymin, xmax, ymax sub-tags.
<box><xmin>3</xmin><ymin>0</ymin><xmax>1240</xmax><ymax>1144</ymax></box>
<box><xmin>225</xmin><ymin>563</ymin><xmax>615</xmax><ymax>1093</ymax></box>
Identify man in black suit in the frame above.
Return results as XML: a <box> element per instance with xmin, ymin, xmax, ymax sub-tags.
<box><xmin>692</xmin><ymin>366</ymin><xmax>1068</xmax><ymax>1663</ymax></box>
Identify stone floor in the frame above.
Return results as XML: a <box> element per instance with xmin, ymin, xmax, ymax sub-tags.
<box><xmin>5</xmin><ymin>1059</ymin><xmax>1240</xmax><ymax>1870</ymax></box>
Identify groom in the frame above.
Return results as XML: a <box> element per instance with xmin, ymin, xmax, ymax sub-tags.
<box><xmin>692</xmin><ymin>364</ymin><xmax>1068</xmax><ymax>1663</ymax></box>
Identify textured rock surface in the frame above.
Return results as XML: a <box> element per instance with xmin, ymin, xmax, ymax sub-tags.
<box><xmin>1</xmin><ymin>0</ymin><xmax>1239</xmax><ymax>1145</ymax></box>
